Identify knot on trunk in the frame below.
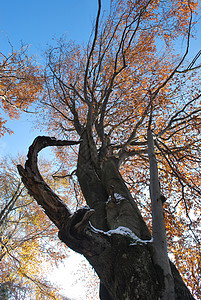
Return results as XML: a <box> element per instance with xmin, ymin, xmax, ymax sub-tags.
<box><xmin>58</xmin><ymin>207</ymin><xmax>95</xmax><ymax>253</ymax></box>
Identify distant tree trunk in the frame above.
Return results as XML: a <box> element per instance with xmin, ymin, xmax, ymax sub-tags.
<box><xmin>17</xmin><ymin>136</ymin><xmax>195</xmax><ymax>300</ymax></box>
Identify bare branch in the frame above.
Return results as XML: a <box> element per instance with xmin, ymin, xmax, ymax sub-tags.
<box><xmin>0</xmin><ymin>182</ymin><xmax>23</xmax><ymax>227</ymax></box>
<box><xmin>157</xmin><ymin>94</ymin><xmax>201</xmax><ymax>138</ymax></box>
<box><xmin>155</xmin><ymin>140</ymin><xmax>201</xmax><ymax>197</ymax></box>
<box><xmin>176</xmin><ymin>50</ymin><xmax>201</xmax><ymax>73</ymax></box>
<box><xmin>120</xmin><ymin>97</ymin><xmax>151</xmax><ymax>155</ymax></box>
<box><xmin>84</xmin><ymin>0</ymin><xmax>102</xmax><ymax>103</ymax></box>
<box><xmin>151</xmin><ymin>6</ymin><xmax>193</xmax><ymax>98</ymax></box>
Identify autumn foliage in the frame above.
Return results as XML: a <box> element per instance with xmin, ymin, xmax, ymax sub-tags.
<box><xmin>0</xmin><ymin>156</ymin><xmax>68</xmax><ymax>299</ymax></box>
<box><xmin>0</xmin><ymin>45</ymin><xmax>43</xmax><ymax>137</ymax></box>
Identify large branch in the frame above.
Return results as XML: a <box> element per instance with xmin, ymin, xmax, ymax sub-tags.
<box><xmin>147</xmin><ymin>130</ymin><xmax>175</xmax><ymax>300</ymax></box>
<box><xmin>17</xmin><ymin>136</ymin><xmax>81</xmax><ymax>229</ymax></box>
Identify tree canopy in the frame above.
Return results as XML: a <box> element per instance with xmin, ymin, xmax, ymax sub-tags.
<box><xmin>0</xmin><ymin>44</ymin><xmax>43</xmax><ymax>136</ymax></box>
<box><xmin>1</xmin><ymin>0</ymin><xmax>201</xmax><ymax>299</ymax></box>
<box><xmin>38</xmin><ymin>1</ymin><xmax>200</xmax><ymax>295</ymax></box>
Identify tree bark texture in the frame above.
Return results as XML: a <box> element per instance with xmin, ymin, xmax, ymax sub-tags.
<box><xmin>17</xmin><ymin>136</ymin><xmax>195</xmax><ymax>300</ymax></box>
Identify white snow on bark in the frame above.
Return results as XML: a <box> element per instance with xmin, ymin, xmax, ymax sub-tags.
<box><xmin>90</xmin><ymin>224</ymin><xmax>153</xmax><ymax>245</ymax></box>
<box><xmin>107</xmin><ymin>226</ymin><xmax>153</xmax><ymax>245</ymax></box>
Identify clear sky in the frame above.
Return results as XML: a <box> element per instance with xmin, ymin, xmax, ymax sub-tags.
<box><xmin>1</xmin><ymin>0</ymin><xmax>99</xmax><ymax>52</ymax></box>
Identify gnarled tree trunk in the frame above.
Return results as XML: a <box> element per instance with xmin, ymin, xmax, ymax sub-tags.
<box><xmin>17</xmin><ymin>136</ymin><xmax>195</xmax><ymax>300</ymax></box>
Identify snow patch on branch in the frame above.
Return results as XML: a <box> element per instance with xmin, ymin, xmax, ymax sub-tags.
<box><xmin>90</xmin><ymin>224</ymin><xmax>153</xmax><ymax>245</ymax></box>
<box><xmin>107</xmin><ymin>226</ymin><xmax>153</xmax><ymax>245</ymax></box>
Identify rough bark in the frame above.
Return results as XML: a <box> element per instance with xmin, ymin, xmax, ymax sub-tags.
<box><xmin>17</xmin><ymin>136</ymin><xmax>195</xmax><ymax>300</ymax></box>
<box><xmin>76</xmin><ymin>130</ymin><xmax>108</xmax><ymax>231</ymax></box>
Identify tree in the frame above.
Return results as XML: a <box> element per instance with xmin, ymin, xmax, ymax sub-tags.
<box><xmin>0</xmin><ymin>156</ymin><xmax>68</xmax><ymax>299</ymax></box>
<box><xmin>0</xmin><ymin>43</ymin><xmax>43</xmax><ymax>137</ymax></box>
<box><xmin>18</xmin><ymin>0</ymin><xmax>200</xmax><ymax>299</ymax></box>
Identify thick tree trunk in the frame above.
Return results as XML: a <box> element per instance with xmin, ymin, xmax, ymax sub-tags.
<box><xmin>76</xmin><ymin>131</ymin><xmax>108</xmax><ymax>231</ymax></box>
<box><xmin>17</xmin><ymin>136</ymin><xmax>195</xmax><ymax>300</ymax></box>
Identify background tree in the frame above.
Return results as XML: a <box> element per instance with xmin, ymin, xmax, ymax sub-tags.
<box><xmin>0</xmin><ymin>43</ymin><xmax>43</xmax><ymax>137</ymax></box>
<box><xmin>0</xmin><ymin>155</ymin><xmax>69</xmax><ymax>299</ymax></box>
<box><xmin>18</xmin><ymin>0</ymin><xmax>200</xmax><ymax>299</ymax></box>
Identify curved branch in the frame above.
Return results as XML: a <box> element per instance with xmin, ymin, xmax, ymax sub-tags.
<box><xmin>17</xmin><ymin>136</ymin><xmax>81</xmax><ymax>229</ymax></box>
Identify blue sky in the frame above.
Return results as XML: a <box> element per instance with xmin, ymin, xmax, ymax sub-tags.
<box><xmin>0</xmin><ymin>0</ymin><xmax>110</xmax><ymax>157</ymax></box>
<box><xmin>1</xmin><ymin>0</ymin><xmax>99</xmax><ymax>52</ymax></box>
